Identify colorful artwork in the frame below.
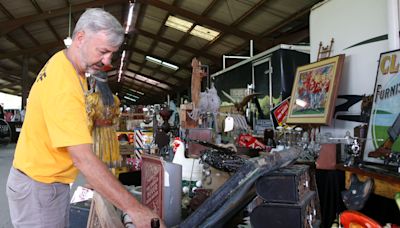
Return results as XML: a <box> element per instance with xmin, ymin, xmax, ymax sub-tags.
<box><xmin>293</xmin><ymin>64</ymin><xmax>333</xmax><ymax>114</ymax></box>
<box><xmin>364</xmin><ymin>50</ymin><xmax>400</xmax><ymax>164</ymax></box>
<box><xmin>287</xmin><ymin>55</ymin><xmax>345</xmax><ymax>125</ymax></box>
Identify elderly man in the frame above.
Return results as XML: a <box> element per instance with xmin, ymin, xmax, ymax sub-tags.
<box><xmin>6</xmin><ymin>8</ymin><xmax>163</xmax><ymax>228</ymax></box>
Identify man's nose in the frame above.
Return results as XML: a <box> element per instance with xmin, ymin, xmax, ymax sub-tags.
<box><xmin>102</xmin><ymin>53</ymin><xmax>113</xmax><ymax>66</ymax></box>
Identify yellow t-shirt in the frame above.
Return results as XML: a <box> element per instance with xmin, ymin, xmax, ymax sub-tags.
<box><xmin>13</xmin><ymin>50</ymin><xmax>93</xmax><ymax>184</ymax></box>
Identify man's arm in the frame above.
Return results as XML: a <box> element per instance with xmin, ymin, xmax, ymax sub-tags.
<box><xmin>68</xmin><ymin>144</ymin><xmax>164</xmax><ymax>228</ymax></box>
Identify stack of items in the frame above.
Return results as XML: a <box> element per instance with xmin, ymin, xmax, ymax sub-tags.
<box><xmin>250</xmin><ymin>165</ymin><xmax>320</xmax><ymax>228</ymax></box>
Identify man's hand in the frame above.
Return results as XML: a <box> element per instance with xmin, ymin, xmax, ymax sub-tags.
<box><xmin>68</xmin><ymin>144</ymin><xmax>166</xmax><ymax>228</ymax></box>
<box><xmin>127</xmin><ymin>204</ymin><xmax>166</xmax><ymax>228</ymax></box>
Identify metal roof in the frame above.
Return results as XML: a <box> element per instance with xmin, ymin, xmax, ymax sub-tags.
<box><xmin>0</xmin><ymin>0</ymin><xmax>322</xmax><ymax>105</ymax></box>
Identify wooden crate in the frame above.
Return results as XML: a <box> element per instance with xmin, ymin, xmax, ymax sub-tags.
<box><xmin>87</xmin><ymin>193</ymin><xmax>124</xmax><ymax>228</ymax></box>
<box><xmin>179</xmin><ymin>103</ymin><xmax>198</xmax><ymax>129</ymax></box>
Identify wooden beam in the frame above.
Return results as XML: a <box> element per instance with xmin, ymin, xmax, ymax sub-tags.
<box><xmin>0</xmin><ymin>41</ymin><xmax>63</xmax><ymax>59</ymax></box>
<box><xmin>30</xmin><ymin>0</ymin><xmax>62</xmax><ymax>40</ymax></box>
<box><xmin>0</xmin><ymin>0</ymin><xmax>127</xmax><ymax>36</ymax></box>
<box><xmin>260</xmin><ymin>4</ymin><xmax>314</xmax><ymax>38</ymax></box>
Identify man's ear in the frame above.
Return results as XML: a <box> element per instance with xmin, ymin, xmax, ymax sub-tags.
<box><xmin>74</xmin><ymin>31</ymin><xmax>86</xmax><ymax>47</ymax></box>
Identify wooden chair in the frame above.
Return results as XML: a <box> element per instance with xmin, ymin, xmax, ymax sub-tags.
<box><xmin>317</xmin><ymin>38</ymin><xmax>334</xmax><ymax>61</ymax></box>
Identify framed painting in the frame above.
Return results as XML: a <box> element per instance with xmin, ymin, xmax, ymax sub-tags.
<box><xmin>286</xmin><ymin>54</ymin><xmax>345</xmax><ymax>125</ymax></box>
<box><xmin>363</xmin><ymin>49</ymin><xmax>400</xmax><ymax>165</ymax></box>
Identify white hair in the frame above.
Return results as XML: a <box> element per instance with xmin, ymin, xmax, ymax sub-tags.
<box><xmin>73</xmin><ymin>8</ymin><xmax>124</xmax><ymax>47</ymax></box>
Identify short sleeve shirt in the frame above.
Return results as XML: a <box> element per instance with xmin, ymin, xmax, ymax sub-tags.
<box><xmin>13</xmin><ymin>50</ymin><xmax>93</xmax><ymax>184</ymax></box>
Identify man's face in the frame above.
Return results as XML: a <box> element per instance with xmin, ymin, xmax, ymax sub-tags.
<box><xmin>77</xmin><ymin>31</ymin><xmax>120</xmax><ymax>74</ymax></box>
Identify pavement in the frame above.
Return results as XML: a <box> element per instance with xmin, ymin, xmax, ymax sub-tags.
<box><xmin>0</xmin><ymin>143</ymin><xmax>85</xmax><ymax>228</ymax></box>
<box><xmin>0</xmin><ymin>143</ymin><xmax>14</xmax><ymax>228</ymax></box>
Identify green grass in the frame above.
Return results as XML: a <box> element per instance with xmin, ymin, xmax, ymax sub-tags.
<box><xmin>292</xmin><ymin>108</ymin><xmax>324</xmax><ymax>115</ymax></box>
<box><xmin>372</xmin><ymin>125</ymin><xmax>400</xmax><ymax>151</ymax></box>
<box><xmin>375</xmin><ymin>110</ymin><xmax>392</xmax><ymax>114</ymax></box>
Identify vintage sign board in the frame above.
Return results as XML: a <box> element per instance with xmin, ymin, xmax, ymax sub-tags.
<box><xmin>364</xmin><ymin>49</ymin><xmax>400</xmax><ymax>164</ymax></box>
<box><xmin>141</xmin><ymin>154</ymin><xmax>164</xmax><ymax>219</ymax></box>
<box><xmin>270</xmin><ymin>97</ymin><xmax>290</xmax><ymax>129</ymax></box>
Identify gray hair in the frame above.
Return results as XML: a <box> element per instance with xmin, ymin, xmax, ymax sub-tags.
<box><xmin>73</xmin><ymin>8</ymin><xmax>124</xmax><ymax>47</ymax></box>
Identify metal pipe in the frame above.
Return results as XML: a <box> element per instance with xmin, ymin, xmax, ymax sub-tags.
<box><xmin>250</xmin><ymin>40</ymin><xmax>254</xmax><ymax>57</ymax></box>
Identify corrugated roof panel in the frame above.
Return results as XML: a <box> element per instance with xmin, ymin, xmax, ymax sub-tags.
<box><xmin>0</xmin><ymin>10</ymin><xmax>9</xmax><ymax>22</ymax></box>
<box><xmin>1</xmin><ymin>1</ymin><xmax>37</xmax><ymax>18</ymax></box>
<box><xmin>208</xmin><ymin>43</ymin><xmax>237</xmax><ymax>57</ymax></box>
<box><xmin>140</xmin><ymin>5</ymin><xmax>168</xmax><ymax>33</ymax></box>
<box><xmin>130</xmin><ymin>53</ymin><xmax>145</xmax><ymax>64</ymax></box>
<box><xmin>207</xmin><ymin>0</ymin><xmax>255</xmax><ymax>25</ymax></box>
<box><xmin>267</xmin><ymin>0</ymin><xmax>317</xmax><ymax>14</ymax></box>
<box><xmin>0</xmin><ymin>59</ymin><xmax>20</xmax><ymax>68</ymax></box>
<box><xmin>161</xmin><ymin>27</ymin><xmax>186</xmax><ymax>42</ymax></box>
<box><xmin>7</xmin><ymin>29</ymin><xmax>36</xmax><ymax>48</ymax></box>
<box><xmin>140</xmin><ymin>66</ymin><xmax>155</xmax><ymax>76</ymax></box>
<box><xmin>179</xmin><ymin>0</ymin><xmax>214</xmax><ymax>15</ymax></box>
<box><xmin>127</xmin><ymin>63</ymin><xmax>140</xmax><ymax>72</ymax></box>
<box><xmin>237</xmin><ymin>10</ymin><xmax>283</xmax><ymax>35</ymax></box>
<box><xmin>135</xmin><ymin>35</ymin><xmax>154</xmax><ymax>51</ymax></box>
<box><xmin>164</xmin><ymin>77</ymin><xmax>179</xmax><ymax>85</ymax></box>
<box><xmin>0</xmin><ymin>36</ymin><xmax>18</xmax><ymax>50</ymax></box>
<box><xmin>23</xmin><ymin>21</ymin><xmax>59</xmax><ymax>44</ymax></box>
<box><xmin>35</xmin><ymin>0</ymin><xmax>68</xmax><ymax>11</ymax></box>
<box><xmin>184</xmin><ymin>36</ymin><xmax>209</xmax><ymax>50</ymax></box>
<box><xmin>151</xmin><ymin>42</ymin><xmax>173</xmax><ymax>57</ymax></box>
<box><xmin>221</xmin><ymin>34</ymin><xmax>245</xmax><ymax>47</ymax></box>
<box><xmin>47</xmin><ymin>16</ymin><xmax>69</xmax><ymax>37</ymax></box>
<box><xmin>170</xmin><ymin>49</ymin><xmax>192</xmax><ymax>64</ymax></box>
<box><xmin>150</xmin><ymin>72</ymin><xmax>165</xmax><ymax>81</ymax></box>
<box><xmin>174</xmin><ymin>70</ymin><xmax>190</xmax><ymax>79</ymax></box>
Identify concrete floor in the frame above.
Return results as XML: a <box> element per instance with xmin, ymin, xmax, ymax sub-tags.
<box><xmin>0</xmin><ymin>143</ymin><xmax>85</xmax><ymax>228</ymax></box>
<box><xmin>0</xmin><ymin>143</ymin><xmax>14</xmax><ymax>228</ymax></box>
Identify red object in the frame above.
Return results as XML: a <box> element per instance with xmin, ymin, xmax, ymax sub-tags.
<box><xmin>141</xmin><ymin>155</ymin><xmax>164</xmax><ymax>218</ymax></box>
<box><xmin>128</xmin><ymin>133</ymin><xmax>134</xmax><ymax>144</ymax></box>
<box><xmin>101</xmin><ymin>64</ymin><xmax>113</xmax><ymax>72</ymax></box>
<box><xmin>126</xmin><ymin>157</ymin><xmax>142</xmax><ymax>171</ymax></box>
<box><xmin>272</xmin><ymin>99</ymin><xmax>289</xmax><ymax>126</ymax></box>
<box><xmin>237</xmin><ymin>133</ymin><xmax>266</xmax><ymax>149</ymax></box>
<box><xmin>340</xmin><ymin>210</ymin><xmax>382</xmax><ymax>228</ymax></box>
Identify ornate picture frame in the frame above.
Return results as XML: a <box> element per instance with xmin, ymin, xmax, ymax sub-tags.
<box><xmin>286</xmin><ymin>54</ymin><xmax>345</xmax><ymax>125</ymax></box>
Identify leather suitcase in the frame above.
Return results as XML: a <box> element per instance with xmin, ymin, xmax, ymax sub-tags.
<box><xmin>250</xmin><ymin>191</ymin><xmax>319</xmax><ymax>228</ymax></box>
<box><xmin>255</xmin><ymin>164</ymin><xmax>310</xmax><ymax>204</ymax></box>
